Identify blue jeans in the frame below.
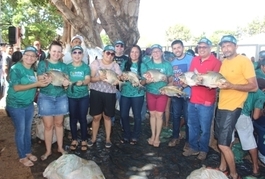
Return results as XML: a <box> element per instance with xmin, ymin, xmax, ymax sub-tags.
<box><xmin>68</xmin><ymin>95</ymin><xmax>90</xmax><ymax>141</ymax></box>
<box><xmin>6</xmin><ymin>104</ymin><xmax>34</xmax><ymax>159</ymax></box>
<box><xmin>141</xmin><ymin>99</ymin><xmax>147</xmax><ymax>121</ymax></box>
<box><xmin>188</xmin><ymin>102</ymin><xmax>214</xmax><ymax>152</ymax></box>
<box><xmin>171</xmin><ymin>97</ymin><xmax>189</xmax><ymax>140</ymax></box>
<box><xmin>120</xmin><ymin>95</ymin><xmax>144</xmax><ymax>141</ymax></box>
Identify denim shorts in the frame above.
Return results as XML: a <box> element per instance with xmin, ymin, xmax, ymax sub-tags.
<box><xmin>38</xmin><ymin>93</ymin><xmax>69</xmax><ymax>116</ymax></box>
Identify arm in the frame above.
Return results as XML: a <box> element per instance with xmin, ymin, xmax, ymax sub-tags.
<box><xmin>219</xmin><ymin>77</ymin><xmax>258</xmax><ymax>92</ymax></box>
<box><xmin>13</xmin><ymin>79</ymin><xmax>50</xmax><ymax>92</ymax></box>
<box><xmin>252</xmin><ymin>108</ymin><xmax>263</xmax><ymax>120</ymax></box>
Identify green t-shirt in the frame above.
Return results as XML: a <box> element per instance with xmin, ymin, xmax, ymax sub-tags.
<box><xmin>145</xmin><ymin>60</ymin><xmax>173</xmax><ymax>95</ymax></box>
<box><xmin>37</xmin><ymin>60</ymin><xmax>67</xmax><ymax>97</ymax></box>
<box><xmin>255</xmin><ymin>68</ymin><xmax>265</xmax><ymax>79</ymax></box>
<box><xmin>242</xmin><ymin>89</ymin><xmax>265</xmax><ymax>116</ymax></box>
<box><xmin>66</xmin><ymin>62</ymin><xmax>90</xmax><ymax>98</ymax></box>
<box><xmin>6</xmin><ymin>62</ymin><xmax>37</xmax><ymax>108</ymax></box>
<box><xmin>120</xmin><ymin>61</ymin><xmax>147</xmax><ymax>97</ymax></box>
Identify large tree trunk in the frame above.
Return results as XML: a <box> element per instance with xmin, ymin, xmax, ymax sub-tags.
<box><xmin>50</xmin><ymin>0</ymin><xmax>140</xmax><ymax>48</ymax></box>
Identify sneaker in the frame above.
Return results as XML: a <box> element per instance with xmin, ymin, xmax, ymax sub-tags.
<box><xmin>197</xmin><ymin>151</ymin><xmax>207</xmax><ymax>160</ymax></box>
<box><xmin>183</xmin><ymin>142</ymin><xmax>190</xmax><ymax>151</ymax></box>
<box><xmin>168</xmin><ymin>138</ymin><xmax>180</xmax><ymax>147</ymax></box>
<box><xmin>182</xmin><ymin>148</ymin><xmax>199</xmax><ymax>156</ymax></box>
<box><xmin>105</xmin><ymin>142</ymin><xmax>112</xmax><ymax>148</ymax></box>
<box><xmin>87</xmin><ymin>140</ymin><xmax>95</xmax><ymax>147</ymax></box>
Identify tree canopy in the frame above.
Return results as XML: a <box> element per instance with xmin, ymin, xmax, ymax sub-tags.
<box><xmin>1</xmin><ymin>0</ymin><xmax>62</xmax><ymax>49</ymax></box>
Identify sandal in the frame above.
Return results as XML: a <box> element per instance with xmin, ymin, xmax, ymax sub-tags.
<box><xmin>130</xmin><ymin>140</ymin><xmax>137</xmax><ymax>145</ymax></box>
<box><xmin>26</xmin><ymin>154</ymin><xmax>38</xmax><ymax>162</ymax></box>
<box><xmin>153</xmin><ymin>141</ymin><xmax>160</xmax><ymax>147</ymax></box>
<box><xmin>81</xmin><ymin>141</ymin><xmax>88</xmax><ymax>151</ymax></box>
<box><xmin>19</xmin><ymin>158</ymin><xmax>34</xmax><ymax>167</ymax></box>
<box><xmin>252</xmin><ymin>172</ymin><xmax>261</xmax><ymax>177</ymax></box>
<box><xmin>41</xmin><ymin>153</ymin><xmax>51</xmax><ymax>161</ymax></box>
<box><xmin>227</xmin><ymin>174</ymin><xmax>242</xmax><ymax>179</ymax></box>
<box><xmin>120</xmin><ymin>139</ymin><xmax>129</xmax><ymax>144</ymax></box>
<box><xmin>147</xmin><ymin>138</ymin><xmax>154</xmax><ymax>145</ymax></box>
<box><xmin>70</xmin><ymin>140</ymin><xmax>78</xmax><ymax>151</ymax></box>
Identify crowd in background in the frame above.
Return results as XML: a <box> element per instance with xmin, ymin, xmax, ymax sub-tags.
<box><xmin>0</xmin><ymin>34</ymin><xmax>265</xmax><ymax>179</ymax></box>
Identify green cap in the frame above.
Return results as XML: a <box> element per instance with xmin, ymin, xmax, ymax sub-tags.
<box><xmin>219</xmin><ymin>35</ymin><xmax>237</xmax><ymax>46</ymax></box>
<box><xmin>23</xmin><ymin>46</ymin><xmax>38</xmax><ymax>56</ymax></box>
<box><xmin>71</xmin><ymin>45</ymin><xmax>83</xmax><ymax>52</ymax></box>
<box><xmin>104</xmin><ymin>45</ymin><xmax>115</xmax><ymax>52</ymax></box>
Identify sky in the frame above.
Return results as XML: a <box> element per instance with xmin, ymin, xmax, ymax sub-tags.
<box><xmin>137</xmin><ymin>0</ymin><xmax>265</xmax><ymax>46</ymax></box>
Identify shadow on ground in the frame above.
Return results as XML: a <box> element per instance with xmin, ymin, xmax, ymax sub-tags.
<box><xmin>30</xmin><ymin>116</ymin><xmax>265</xmax><ymax>179</ymax></box>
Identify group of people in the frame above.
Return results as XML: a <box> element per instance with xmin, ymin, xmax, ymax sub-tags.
<box><xmin>3</xmin><ymin>34</ymin><xmax>265</xmax><ymax>179</ymax></box>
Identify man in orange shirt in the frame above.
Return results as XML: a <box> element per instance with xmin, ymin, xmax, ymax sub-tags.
<box><xmin>216</xmin><ymin>35</ymin><xmax>258</xmax><ymax>179</ymax></box>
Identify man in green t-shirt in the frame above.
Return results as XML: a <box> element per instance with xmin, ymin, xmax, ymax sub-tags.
<box><xmin>233</xmin><ymin>79</ymin><xmax>265</xmax><ymax>177</ymax></box>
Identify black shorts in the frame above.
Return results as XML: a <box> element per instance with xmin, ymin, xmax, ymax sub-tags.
<box><xmin>89</xmin><ymin>89</ymin><xmax>116</xmax><ymax>117</ymax></box>
<box><xmin>215</xmin><ymin>108</ymin><xmax>242</xmax><ymax>146</ymax></box>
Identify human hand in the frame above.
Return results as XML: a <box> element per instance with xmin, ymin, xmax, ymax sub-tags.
<box><xmin>217</xmin><ymin>81</ymin><xmax>233</xmax><ymax>89</ymax></box>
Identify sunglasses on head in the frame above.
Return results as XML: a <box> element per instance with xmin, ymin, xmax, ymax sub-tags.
<box><xmin>105</xmin><ymin>51</ymin><xmax>115</xmax><ymax>56</ymax></box>
<box><xmin>72</xmin><ymin>51</ymin><xmax>83</xmax><ymax>54</ymax></box>
<box><xmin>115</xmin><ymin>44</ymin><xmax>124</xmax><ymax>48</ymax></box>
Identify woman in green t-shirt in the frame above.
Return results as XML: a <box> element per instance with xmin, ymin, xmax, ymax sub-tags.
<box><xmin>66</xmin><ymin>46</ymin><xmax>91</xmax><ymax>151</ymax></box>
<box><xmin>6</xmin><ymin>46</ymin><xmax>49</xmax><ymax>167</ymax></box>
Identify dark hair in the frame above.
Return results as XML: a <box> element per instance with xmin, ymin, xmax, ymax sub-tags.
<box><xmin>211</xmin><ymin>51</ymin><xmax>217</xmax><ymax>57</ymax></box>
<box><xmin>187</xmin><ymin>49</ymin><xmax>195</xmax><ymax>57</ymax></box>
<box><xmin>46</xmin><ymin>41</ymin><xmax>63</xmax><ymax>59</ymax></box>
<box><xmin>171</xmin><ymin>40</ymin><xmax>184</xmax><ymax>47</ymax></box>
<box><xmin>12</xmin><ymin>51</ymin><xmax>23</xmax><ymax>64</ymax></box>
<box><xmin>124</xmin><ymin>44</ymin><xmax>143</xmax><ymax>76</ymax></box>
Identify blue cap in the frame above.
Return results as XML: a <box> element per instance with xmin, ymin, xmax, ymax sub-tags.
<box><xmin>219</xmin><ymin>35</ymin><xmax>237</xmax><ymax>46</ymax></box>
<box><xmin>104</xmin><ymin>45</ymin><xmax>115</xmax><ymax>52</ymax></box>
<box><xmin>151</xmin><ymin>44</ymin><xmax>163</xmax><ymax>51</ymax></box>
<box><xmin>23</xmin><ymin>46</ymin><xmax>38</xmax><ymax>56</ymax></box>
<box><xmin>259</xmin><ymin>50</ymin><xmax>265</xmax><ymax>58</ymax></box>
<box><xmin>198</xmin><ymin>37</ymin><xmax>212</xmax><ymax>46</ymax></box>
<box><xmin>115</xmin><ymin>40</ymin><xmax>124</xmax><ymax>45</ymax></box>
<box><xmin>71</xmin><ymin>45</ymin><xmax>83</xmax><ymax>52</ymax></box>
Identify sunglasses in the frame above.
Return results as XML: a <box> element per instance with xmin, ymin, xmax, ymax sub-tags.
<box><xmin>72</xmin><ymin>51</ymin><xmax>83</xmax><ymax>54</ymax></box>
<box><xmin>115</xmin><ymin>44</ymin><xmax>124</xmax><ymax>48</ymax></box>
<box><xmin>105</xmin><ymin>51</ymin><xmax>115</xmax><ymax>56</ymax></box>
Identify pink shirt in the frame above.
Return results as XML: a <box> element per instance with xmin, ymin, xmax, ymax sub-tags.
<box><xmin>89</xmin><ymin>59</ymin><xmax>122</xmax><ymax>93</ymax></box>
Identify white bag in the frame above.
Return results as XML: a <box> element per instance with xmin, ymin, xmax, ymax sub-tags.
<box><xmin>43</xmin><ymin>154</ymin><xmax>105</xmax><ymax>179</ymax></box>
<box><xmin>35</xmin><ymin>117</ymin><xmax>57</xmax><ymax>144</ymax></box>
<box><xmin>187</xmin><ymin>166</ymin><xmax>228</xmax><ymax>179</ymax></box>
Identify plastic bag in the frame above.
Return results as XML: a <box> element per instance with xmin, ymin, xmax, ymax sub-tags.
<box><xmin>43</xmin><ymin>154</ymin><xmax>105</xmax><ymax>179</ymax></box>
<box><xmin>187</xmin><ymin>166</ymin><xmax>228</xmax><ymax>179</ymax></box>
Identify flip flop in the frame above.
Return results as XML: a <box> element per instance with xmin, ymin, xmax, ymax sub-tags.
<box><xmin>81</xmin><ymin>141</ymin><xmax>88</xmax><ymax>151</ymax></box>
<box><xmin>147</xmin><ymin>138</ymin><xmax>154</xmax><ymax>145</ymax></box>
<box><xmin>252</xmin><ymin>172</ymin><xmax>261</xmax><ymax>178</ymax></box>
<box><xmin>19</xmin><ymin>158</ymin><xmax>34</xmax><ymax>167</ymax></box>
<box><xmin>70</xmin><ymin>141</ymin><xmax>78</xmax><ymax>151</ymax></box>
<box><xmin>41</xmin><ymin>153</ymin><xmax>51</xmax><ymax>161</ymax></box>
<box><xmin>26</xmin><ymin>154</ymin><xmax>38</xmax><ymax>162</ymax></box>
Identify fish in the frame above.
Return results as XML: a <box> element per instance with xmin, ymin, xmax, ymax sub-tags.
<box><xmin>143</xmin><ymin>69</ymin><xmax>167</xmax><ymax>83</ymax></box>
<box><xmin>98</xmin><ymin>69</ymin><xmax>121</xmax><ymax>86</ymax></box>
<box><xmin>159</xmin><ymin>85</ymin><xmax>187</xmax><ymax>97</ymax></box>
<box><xmin>122</xmin><ymin>71</ymin><xmax>144</xmax><ymax>87</ymax></box>
<box><xmin>192</xmin><ymin>71</ymin><xmax>226</xmax><ymax>88</ymax></box>
<box><xmin>45</xmin><ymin>70</ymin><xmax>75</xmax><ymax>92</ymax></box>
<box><xmin>178</xmin><ymin>71</ymin><xmax>197</xmax><ymax>86</ymax></box>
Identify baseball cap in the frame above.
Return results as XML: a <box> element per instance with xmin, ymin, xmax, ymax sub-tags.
<box><xmin>219</xmin><ymin>35</ymin><xmax>237</xmax><ymax>46</ymax></box>
<box><xmin>151</xmin><ymin>44</ymin><xmax>163</xmax><ymax>51</ymax></box>
<box><xmin>23</xmin><ymin>46</ymin><xmax>38</xmax><ymax>56</ymax></box>
<box><xmin>115</xmin><ymin>40</ymin><xmax>124</xmax><ymax>45</ymax></box>
<box><xmin>71</xmin><ymin>35</ymin><xmax>84</xmax><ymax>43</ymax></box>
<box><xmin>259</xmin><ymin>50</ymin><xmax>265</xmax><ymax>58</ymax></box>
<box><xmin>198</xmin><ymin>37</ymin><xmax>212</xmax><ymax>46</ymax></box>
<box><xmin>104</xmin><ymin>45</ymin><xmax>115</xmax><ymax>52</ymax></box>
<box><xmin>71</xmin><ymin>45</ymin><xmax>83</xmax><ymax>52</ymax></box>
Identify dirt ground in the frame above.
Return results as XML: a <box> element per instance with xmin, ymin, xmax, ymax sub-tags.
<box><xmin>0</xmin><ymin>113</ymin><xmax>34</xmax><ymax>179</ymax></box>
<box><xmin>1</xmin><ymin>108</ymin><xmax>265</xmax><ymax>179</ymax></box>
